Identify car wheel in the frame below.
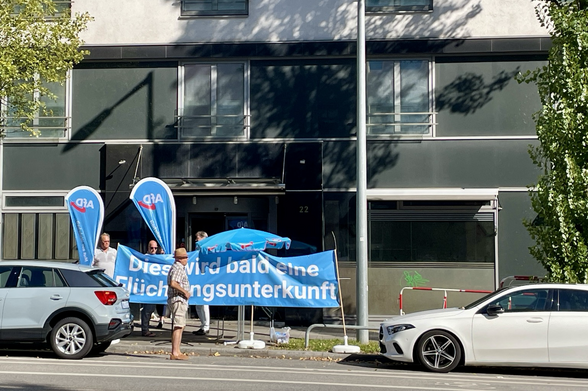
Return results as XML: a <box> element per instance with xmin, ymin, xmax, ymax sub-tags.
<box><xmin>50</xmin><ymin>317</ymin><xmax>93</xmax><ymax>359</ymax></box>
<box><xmin>416</xmin><ymin>330</ymin><xmax>462</xmax><ymax>373</ymax></box>
<box><xmin>90</xmin><ymin>341</ymin><xmax>112</xmax><ymax>355</ymax></box>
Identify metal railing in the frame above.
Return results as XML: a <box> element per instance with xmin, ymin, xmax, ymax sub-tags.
<box><xmin>175</xmin><ymin>114</ymin><xmax>250</xmax><ymax>138</ymax></box>
<box><xmin>398</xmin><ymin>286</ymin><xmax>492</xmax><ymax>315</ymax></box>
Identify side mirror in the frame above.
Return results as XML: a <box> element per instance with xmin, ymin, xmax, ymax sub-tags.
<box><xmin>486</xmin><ymin>304</ymin><xmax>505</xmax><ymax>316</ymax></box>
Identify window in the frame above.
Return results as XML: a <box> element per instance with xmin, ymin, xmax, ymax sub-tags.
<box><xmin>490</xmin><ymin>289</ymin><xmax>550</xmax><ymax>313</ymax></box>
<box><xmin>366</xmin><ymin>0</ymin><xmax>433</xmax><ymax>13</ymax></box>
<box><xmin>18</xmin><ymin>267</ymin><xmax>66</xmax><ymax>288</ymax></box>
<box><xmin>0</xmin><ymin>266</ymin><xmax>13</xmax><ymax>288</ymax></box>
<box><xmin>367</xmin><ymin>60</ymin><xmax>432</xmax><ymax>135</ymax></box>
<box><xmin>4</xmin><ymin>81</ymin><xmax>68</xmax><ymax>138</ymax></box>
<box><xmin>11</xmin><ymin>0</ymin><xmax>71</xmax><ymax>17</ymax></box>
<box><xmin>369</xmin><ymin>201</ymin><xmax>495</xmax><ymax>263</ymax></box>
<box><xmin>180</xmin><ymin>63</ymin><xmax>247</xmax><ymax>138</ymax></box>
<box><xmin>181</xmin><ymin>0</ymin><xmax>248</xmax><ymax>16</ymax></box>
<box><xmin>52</xmin><ymin>1</ymin><xmax>71</xmax><ymax>15</ymax></box>
<box><xmin>60</xmin><ymin>269</ymin><xmax>103</xmax><ymax>287</ymax></box>
<box><xmin>5</xmin><ymin>196</ymin><xmax>65</xmax><ymax>208</ymax></box>
<box><xmin>557</xmin><ymin>289</ymin><xmax>588</xmax><ymax>311</ymax></box>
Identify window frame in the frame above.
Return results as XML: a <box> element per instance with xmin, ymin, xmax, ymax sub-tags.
<box><xmin>2</xmin><ymin>73</ymin><xmax>72</xmax><ymax>140</ymax></box>
<box><xmin>366</xmin><ymin>58</ymin><xmax>435</xmax><ymax>137</ymax></box>
<box><xmin>178</xmin><ymin>61</ymin><xmax>250</xmax><ymax>140</ymax></box>
<box><xmin>366</xmin><ymin>0</ymin><xmax>433</xmax><ymax>13</ymax></box>
<box><xmin>367</xmin><ymin>197</ymin><xmax>498</xmax><ymax>265</ymax></box>
<box><xmin>2</xmin><ymin>191</ymin><xmax>67</xmax><ymax>211</ymax></box>
<box><xmin>180</xmin><ymin>0</ymin><xmax>249</xmax><ymax>17</ymax></box>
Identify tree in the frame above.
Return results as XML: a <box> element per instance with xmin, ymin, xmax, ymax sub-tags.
<box><xmin>518</xmin><ymin>0</ymin><xmax>588</xmax><ymax>282</ymax></box>
<box><xmin>0</xmin><ymin>0</ymin><xmax>91</xmax><ymax>136</ymax></box>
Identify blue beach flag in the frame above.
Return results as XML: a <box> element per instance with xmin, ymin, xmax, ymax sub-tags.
<box><xmin>65</xmin><ymin>186</ymin><xmax>104</xmax><ymax>265</ymax></box>
<box><xmin>129</xmin><ymin>177</ymin><xmax>176</xmax><ymax>254</ymax></box>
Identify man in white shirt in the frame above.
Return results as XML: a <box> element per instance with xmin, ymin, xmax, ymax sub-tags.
<box><xmin>193</xmin><ymin>230</ymin><xmax>210</xmax><ymax>336</ymax></box>
<box><xmin>92</xmin><ymin>233</ymin><xmax>117</xmax><ymax>278</ymax></box>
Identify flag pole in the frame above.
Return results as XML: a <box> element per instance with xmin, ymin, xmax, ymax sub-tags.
<box><xmin>331</xmin><ymin>232</ymin><xmax>360</xmax><ymax>353</ymax></box>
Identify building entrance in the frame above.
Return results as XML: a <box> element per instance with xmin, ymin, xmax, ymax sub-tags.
<box><xmin>189</xmin><ymin>213</ymin><xmax>251</xmax><ymax>248</ymax></box>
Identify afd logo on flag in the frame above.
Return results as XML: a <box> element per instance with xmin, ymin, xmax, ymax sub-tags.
<box><xmin>70</xmin><ymin>198</ymin><xmax>95</xmax><ymax>213</ymax></box>
<box><xmin>138</xmin><ymin>194</ymin><xmax>164</xmax><ymax>210</ymax></box>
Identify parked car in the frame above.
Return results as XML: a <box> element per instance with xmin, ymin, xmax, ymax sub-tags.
<box><xmin>380</xmin><ymin>283</ymin><xmax>588</xmax><ymax>372</ymax></box>
<box><xmin>0</xmin><ymin>261</ymin><xmax>133</xmax><ymax>359</ymax></box>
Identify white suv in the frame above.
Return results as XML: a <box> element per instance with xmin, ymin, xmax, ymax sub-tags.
<box><xmin>0</xmin><ymin>261</ymin><xmax>133</xmax><ymax>359</ymax></box>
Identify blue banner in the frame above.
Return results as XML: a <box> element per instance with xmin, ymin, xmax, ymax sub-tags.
<box><xmin>113</xmin><ymin>245</ymin><xmax>339</xmax><ymax>308</ymax></box>
<box><xmin>129</xmin><ymin>177</ymin><xmax>176</xmax><ymax>254</ymax></box>
<box><xmin>65</xmin><ymin>186</ymin><xmax>104</xmax><ymax>266</ymax></box>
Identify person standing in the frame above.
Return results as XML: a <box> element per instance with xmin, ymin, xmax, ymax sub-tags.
<box><xmin>168</xmin><ymin>247</ymin><xmax>191</xmax><ymax>360</ymax></box>
<box><xmin>92</xmin><ymin>233</ymin><xmax>117</xmax><ymax>278</ymax></box>
<box><xmin>140</xmin><ymin>240</ymin><xmax>159</xmax><ymax>337</ymax></box>
<box><xmin>155</xmin><ymin>245</ymin><xmax>168</xmax><ymax>329</ymax></box>
<box><xmin>193</xmin><ymin>230</ymin><xmax>210</xmax><ymax>336</ymax></box>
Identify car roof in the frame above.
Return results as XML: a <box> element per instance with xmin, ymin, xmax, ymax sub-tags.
<box><xmin>502</xmin><ymin>283</ymin><xmax>588</xmax><ymax>291</ymax></box>
<box><xmin>0</xmin><ymin>260</ymin><xmax>98</xmax><ymax>272</ymax></box>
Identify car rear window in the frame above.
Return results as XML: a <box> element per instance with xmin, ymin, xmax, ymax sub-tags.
<box><xmin>89</xmin><ymin>270</ymin><xmax>119</xmax><ymax>287</ymax></box>
<box><xmin>59</xmin><ymin>269</ymin><xmax>118</xmax><ymax>287</ymax></box>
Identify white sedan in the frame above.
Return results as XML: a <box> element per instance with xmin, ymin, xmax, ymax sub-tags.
<box><xmin>379</xmin><ymin>283</ymin><xmax>588</xmax><ymax>372</ymax></box>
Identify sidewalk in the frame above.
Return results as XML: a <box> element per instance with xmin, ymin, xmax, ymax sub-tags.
<box><xmin>107</xmin><ymin>316</ymin><xmax>384</xmax><ymax>359</ymax></box>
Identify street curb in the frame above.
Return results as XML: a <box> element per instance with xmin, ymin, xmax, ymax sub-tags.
<box><xmin>106</xmin><ymin>341</ymin><xmax>362</xmax><ymax>360</ymax></box>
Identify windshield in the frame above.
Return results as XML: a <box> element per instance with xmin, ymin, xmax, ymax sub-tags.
<box><xmin>463</xmin><ymin>287</ymin><xmax>509</xmax><ymax>310</ymax></box>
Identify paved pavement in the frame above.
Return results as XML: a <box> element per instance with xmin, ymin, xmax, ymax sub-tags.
<box><xmin>107</xmin><ymin>316</ymin><xmax>383</xmax><ymax>360</ymax></box>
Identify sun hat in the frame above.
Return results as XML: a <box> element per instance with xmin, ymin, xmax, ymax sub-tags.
<box><xmin>174</xmin><ymin>248</ymin><xmax>188</xmax><ymax>259</ymax></box>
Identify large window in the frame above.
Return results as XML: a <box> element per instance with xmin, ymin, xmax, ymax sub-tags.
<box><xmin>3</xmin><ymin>81</ymin><xmax>68</xmax><ymax>138</ymax></box>
<box><xmin>367</xmin><ymin>0</ymin><xmax>433</xmax><ymax>13</ymax></box>
<box><xmin>181</xmin><ymin>0</ymin><xmax>248</xmax><ymax>16</ymax></box>
<box><xmin>180</xmin><ymin>63</ymin><xmax>246</xmax><ymax>138</ymax></box>
<box><xmin>367</xmin><ymin>60</ymin><xmax>432</xmax><ymax>135</ymax></box>
<box><xmin>369</xmin><ymin>201</ymin><xmax>495</xmax><ymax>263</ymax></box>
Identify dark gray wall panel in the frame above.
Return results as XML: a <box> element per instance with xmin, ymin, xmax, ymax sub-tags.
<box><xmin>436</xmin><ymin>59</ymin><xmax>545</xmax><ymax>136</ymax></box>
<box><xmin>322</xmin><ymin>141</ymin><xmax>356</xmax><ymax>189</ymax></box>
<box><xmin>116</xmin><ymin>143</ymin><xmax>286</xmax><ymax>179</ymax></box>
<box><xmin>497</xmin><ymin>191</ymin><xmax>545</xmax><ymax>280</ymax></box>
<box><xmin>323</xmin><ymin>139</ymin><xmax>541</xmax><ymax>189</ymax></box>
<box><xmin>82</xmin><ymin>38</ymin><xmax>550</xmax><ymax>61</ymax></box>
<box><xmin>72</xmin><ymin>63</ymin><xmax>177</xmax><ymax>140</ymax></box>
<box><xmin>3</xmin><ymin>144</ymin><xmax>101</xmax><ymax>190</ymax></box>
<box><xmin>284</xmin><ymin>143</ymin><xmax>322</xmax><ymax>190</ymax></box>
<box><xmin>367</xmin><ymin>139</ymin><xmax>541</xmax><ymax>188</ymax></box>
<box><xmin>250</xmin><ymin>60</ymin><xmax>356</xmax><ymax>139</ymax></box>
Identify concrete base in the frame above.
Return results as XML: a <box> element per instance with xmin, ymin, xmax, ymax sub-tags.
<box><xmin>237</xmin><ymin>339</ymin><xmax>266</xmax><ymax>349</ymax></box>
<box><xmin>331</xmin><ymin>336</ymin><xmax>361</xmax><ymax>354</ymax></box>
<box><xmin>237</xmin><ymin>331</ymin><xmax>266</xmax><ymax>349</ymax></box>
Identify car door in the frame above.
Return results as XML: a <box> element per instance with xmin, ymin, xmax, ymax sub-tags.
<box><xmin>0</xmin><ymin>266</ymin><xmax>18</xmax><ymax>336</ymax></box>
<box><xmin>548</xmin><ymin>288</ymin><xmax>588</xmax><ymax>363</ymax></box>
<box><xmin>472</xmin><ymin>288</ymin><xmax>551</xmax><ymax>363</ymax></box>
<box><xmin>1</xmin><ymin>267</ymin><xmax>71</xmax><ymax>339</ymax></box>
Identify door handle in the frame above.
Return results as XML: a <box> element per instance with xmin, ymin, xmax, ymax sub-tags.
<box><xmin>526</xmin><ymin>318</ymin><xmax>543</xmax><ymax>323</ymax></box>
<box><xmin>50</xmin><ymin>295</ymin><xmax>63</xmax><ymax>300</ymax></box>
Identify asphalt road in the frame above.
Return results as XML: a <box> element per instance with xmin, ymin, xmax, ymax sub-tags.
<box><xmin>0</xmin><ymin>352</ymin><xmax>588</xmax><ymax>391</ymax></box>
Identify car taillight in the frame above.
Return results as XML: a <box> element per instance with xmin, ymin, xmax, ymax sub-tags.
<box><xmin>95</xmin><ymin>291</ymin><xmax>118</xmax><ymax>305</ymax></box>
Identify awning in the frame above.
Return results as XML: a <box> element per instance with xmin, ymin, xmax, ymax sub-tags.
<box><xmin>161</xmin><ymin>178</ymin><xmax>285</xmax><ymax>196</ymax></box>
<box><xmin>366</xmin><ymin>188</ymin><xmax>499</xmax><ymax>201</ymax></box>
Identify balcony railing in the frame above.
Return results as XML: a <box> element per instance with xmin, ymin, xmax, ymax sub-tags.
<box><xmin>175</xmin><ymin>113</ymin><xmax>250</xmax><ymax>139</ymax></box>
<box><xmin>3</xmin><ymin>116</ymin><xmax>69</xmax><ymax>138</ymax></box>
<box><xmin>367</xmin><ymin>111</ymin><xmax>436</xmax><ymax>135</ymax></box>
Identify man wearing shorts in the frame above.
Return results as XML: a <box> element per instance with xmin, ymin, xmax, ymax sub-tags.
<box><xmin>167</xmin><ymin>247</ymin><xmax>191</xmax><ymax>360</ymax></box>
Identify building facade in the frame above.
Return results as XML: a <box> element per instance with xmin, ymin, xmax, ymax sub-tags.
<box><xmin>1</xmin><ymin>0</ymin><xmax>550</xmax><ymax>318</ymax></box>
